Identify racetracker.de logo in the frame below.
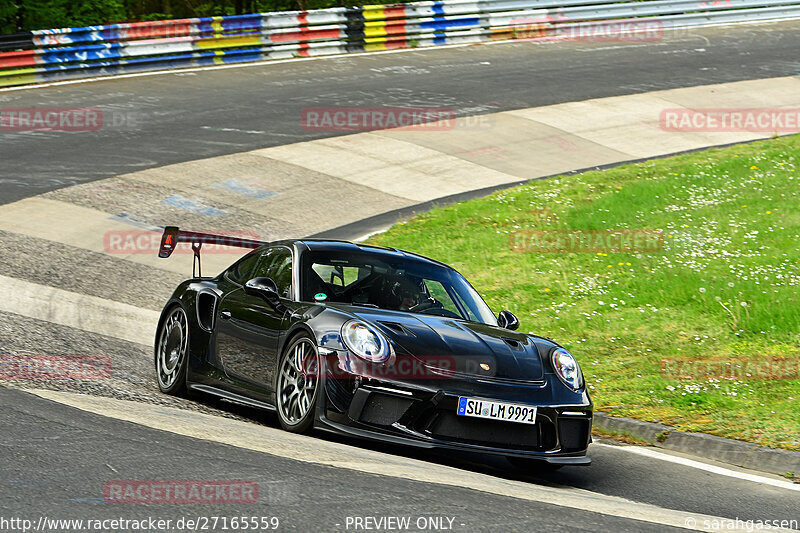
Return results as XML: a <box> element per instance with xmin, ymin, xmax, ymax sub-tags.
<box><xmin>300</xmin><ymin>107</ymin><xmax>457</xmax><ymax>131</ymax></box>
<box><xmin>0</xmin><ymin>107</ymin><xmax>103</xmax><ymax>131</ymax></box>
<box><xmin>314</xmin><ymin>354</ymin><xmax>495</xmax><ymax>380</ymax></box>
<box><xmin>662</xmin><ymin>358</ymin><xmax>800</xmax><ymax>381</ymax></box>
<box><xmin>660</xmin><ymin>108</ymin><xmax>800</xmax><ymax>133</ymax></box>
<box><xmin>0</xmin><ymin>354</ymin><xmax>111</xmax><ymax>380</ymax></box>
<box><xmin>104</xmin><ymin>229</ymin><xmax>260</xmax><ymax>254</ymax></box>
<box><xmin>509</xmin><ymin>229</ymin><xmax>663</xmax><ymax>253</ymax></box>
<box><xmin>104</xmin><ymin>480</ymin><xmax>259</xmax><ymax>504</ymax></box>
<box><xmin>557</xmin><ymin>20</ymin><xmax>663</xmax><ymax>42</ymax></box>
<box><xmin>510</xmin><ymin>17</ymin><xmax>663</xmax><ymax>42</ymax></box>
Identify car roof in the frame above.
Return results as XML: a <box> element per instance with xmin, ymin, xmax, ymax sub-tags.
<box><xmin>268</xmin><ymin>239</ymin><xmax>451</xmax><ymax>270</ymax></box>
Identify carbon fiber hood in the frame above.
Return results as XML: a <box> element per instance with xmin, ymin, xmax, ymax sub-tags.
<box><xmin>349</xmin><ymin>309</ymin><xmax>545</xmax><ymax>382</ymax></box>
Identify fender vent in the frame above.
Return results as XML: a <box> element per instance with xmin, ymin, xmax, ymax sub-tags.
<box><xmin>196</xmin><ymin>291</ymin><xmax>217</xmax><ymax>332</ymax></box>
<box><xmin>502</xmin><ymin>337</ymin><xmax>522</xmax><ymax>349</ymax></box>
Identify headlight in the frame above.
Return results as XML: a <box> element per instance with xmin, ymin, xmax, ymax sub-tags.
<box><xmin>341</xmin><ymin>320</ymin><xmax>392</xmax><ymax>362</ymax></box>
<box><xmin>551</xmin><ymin>347</ymin><xmax>583</xmax><ymax>390</ymax></box>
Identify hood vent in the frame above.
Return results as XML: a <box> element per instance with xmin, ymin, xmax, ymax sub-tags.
<box><xmin>377</xmin><ymin>321</ymin><xmax>414</xmax><ymax>336</ymax></box>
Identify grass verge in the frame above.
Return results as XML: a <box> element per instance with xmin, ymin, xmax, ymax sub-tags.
<box><xmin>369</xmin><ymin>135</ymin><xmax>800</xmax><ymax>451</ymax></box>
<box><xmin>591</xmin><ymin>427</ymin><xmax>653</xmax><ymax>447</ymax></box>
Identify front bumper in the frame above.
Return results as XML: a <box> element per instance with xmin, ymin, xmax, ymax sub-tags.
<box><xmin>317</xmin><ymin>353</ymin><xmax>593</xmax><ymax>464</ymax></box>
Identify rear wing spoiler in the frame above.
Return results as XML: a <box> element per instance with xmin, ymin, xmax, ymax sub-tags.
<box><xmin>158</xmin><ymin>226</ymin><xmax>267</xmax><ymax>277</ymax></box>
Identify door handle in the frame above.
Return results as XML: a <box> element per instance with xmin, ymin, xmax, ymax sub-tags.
<box><xmin>220</xmin><ymin>309</ymin><xmax>232</xmax><ymax>320</ymax></box>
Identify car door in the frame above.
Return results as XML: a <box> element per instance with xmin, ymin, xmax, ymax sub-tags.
<box><xmin>215</xmin><ymin>246</ymin><xmax>294</xmax><ymax>396</ymax></box>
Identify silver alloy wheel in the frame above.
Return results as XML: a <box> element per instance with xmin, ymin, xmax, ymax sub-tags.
<box><xmin>157</xmin><ymin>307</ymin><xmax>188</xmax><ymax>389</ymax></box>
<box><xmin>277</xmin><ymin>338</ymin><xmax>318</xmax><ymax>426</ymax></box>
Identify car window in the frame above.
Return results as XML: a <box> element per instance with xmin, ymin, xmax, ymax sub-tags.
<box><xmin>312</xmin><ymin>263</ymin><xmax>368</xmax><ymax>287</ymax></box>
<box><xmin>451</xmin><ymin>289</ymin><xmax>480</xmax><ymax>322</ymax></box>
<box><xmin>300</xmin><ymin>250</ymin><xmax>497</xmax><ymax>325</ymax></box>
<box><xmin>423</xmin><ymin>279</ymin><xmax>462</xmax><ymax>317</ymax></box>
<box><xmin>254</xmin><ymin>247</ymin><xmax>293</xmax><ymax>299</ymax></box>
<box><xmin>226</xmin><ymin>251</ymin><xmax>261</xmax><ymax>285</ymax></box>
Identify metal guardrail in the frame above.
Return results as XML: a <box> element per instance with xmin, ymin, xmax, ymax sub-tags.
<box><xmin>1</xmin><ymin>0</ymin><xmax>799</xmax><ymax>88</ymax></box>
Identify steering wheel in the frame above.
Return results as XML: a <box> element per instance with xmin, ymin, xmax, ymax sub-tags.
<box><xmin>336</xmin><ymin>271</ymin><xmax>377</xmax><ymax>300</ymax></box>
<box><xmin>419</xmin><ymin>307</ymin><xmax>461</xmax><ymax>319</ymax></box>
<box><xmin>410</xmin><ymin>297</ymin><xmax>441</xmax><ymax>313</ymax></box>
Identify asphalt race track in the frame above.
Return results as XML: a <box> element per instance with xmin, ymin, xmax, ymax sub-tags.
<box><xmin>2</xmin><ymin>20</ymin><xmax>800</xmax><ymax>533</ymax></box>
<box><xmin>3</xmin><ymin>386</ymin><xmax>799</xmax><ymax>531</ymax></box>
<box><xmin>2</xmin><ymin>20</ymin><xmax>800</xmax><ymax>204</ymax></box>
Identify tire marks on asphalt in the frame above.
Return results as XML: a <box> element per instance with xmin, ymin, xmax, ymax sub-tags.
<box><xmin>0</xmin><ymin>275</ymin><xmax>158</xmax><ymax>346</ymax></box>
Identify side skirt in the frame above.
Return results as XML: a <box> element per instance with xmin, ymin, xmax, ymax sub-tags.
<box><xmin>188</xmin><ymin>383</ymin><xmax>277</xmax><ymax>412</ymax></box>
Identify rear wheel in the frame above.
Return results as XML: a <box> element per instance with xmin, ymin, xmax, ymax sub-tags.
<box><xmin>275</xmin><ymin>335</ymin><xmax>319</xmax><ymax>433</ymax></box>
<box><xmin>507</xmin><ymin>456</ymin><xmax>564</xmax><ymax>473</ymax></box>
<box><xmin>155</xmin><ymin>305</ymin><xmax>189</xmax><ymax>395</ymax></box>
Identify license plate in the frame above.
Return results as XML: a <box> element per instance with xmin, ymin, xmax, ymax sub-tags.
<box><xmin>457</xmin><ymin>397</ymin><xmax>537</xmax><ymax>425</ymax></box>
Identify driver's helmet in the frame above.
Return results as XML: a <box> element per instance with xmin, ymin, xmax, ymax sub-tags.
<box><xmin>390</xmin><ymin>275</ymin><xmax>424</xmax><ymax>310</ymax></box>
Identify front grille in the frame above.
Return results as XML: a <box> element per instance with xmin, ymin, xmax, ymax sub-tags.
<box><xmin>358</xmin><ymin>392</ymin><xmax>415</xmax><ymax>426</ymax></box>
<box><xmin>558</xmin><ymin>418</ymin><xmax>591</xmax><ymax>452</ymax></box>
<box><xmin>427</xmin><ymin>412</ymin><xmax>556</xmax><ymax>451</ymax></box>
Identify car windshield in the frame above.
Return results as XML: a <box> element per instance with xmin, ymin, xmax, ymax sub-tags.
<box><xmin>300</xmin><ymin>249</ymin><xmax>498</xmax><ymax>325</ymax></box>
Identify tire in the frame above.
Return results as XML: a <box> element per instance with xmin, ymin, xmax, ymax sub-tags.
<box><xmin>507</xmin><ymin>456</ymin><xmax>564</xmax><ymax>473</ymax></box>
<box><xmin>275</xmin><ymin>334</ymin><xmax>319</xmax><ymax>433</ymax></box>
<box><xmin>155</xmin><ymin>305</ymin><xmax>189</xmax><ymax>395</ymax></box>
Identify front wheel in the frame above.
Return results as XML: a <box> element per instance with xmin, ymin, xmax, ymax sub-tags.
<box><xmin>155</xmin><ymin>305</ymin><xmax>189</xmax><ymax>395</ymax></box>
<box><xmin>275</xmin><ymin>335</ymin><xmax>319</xmax><ymax>433</ymax></box>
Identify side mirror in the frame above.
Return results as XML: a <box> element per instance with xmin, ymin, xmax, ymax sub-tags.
<box><xmin>244</xmin><ymin>277</ymin><xmax>283</xmax><ymax>310</ymax></box>
<box><xmin>497</xmin><ymin>310</ymin><xmax>519</xmax><ymax>331</ymax></box>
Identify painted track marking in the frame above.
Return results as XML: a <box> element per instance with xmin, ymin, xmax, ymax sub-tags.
<box><xmin>594</xmin><ymin>443</ymin><xmax>800</xmax><ymax>493</ymax></box>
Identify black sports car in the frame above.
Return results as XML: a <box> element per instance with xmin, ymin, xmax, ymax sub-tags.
<box><xmin>154</xmin><ymin>227</ymin><xmax>592</xmax><ymax>468</ymax></box>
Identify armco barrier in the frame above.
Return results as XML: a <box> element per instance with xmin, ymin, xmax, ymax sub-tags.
<box><xmin>1</xmin><ymin>0</ymin><xmax>800</xmax><ymax>87</ymax></box>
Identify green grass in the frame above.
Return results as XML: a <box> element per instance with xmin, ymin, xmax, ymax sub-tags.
<box><xmin>369</xmin><ymin>135</ymin><xmax>800</xmax><ymax>451</ymax></box>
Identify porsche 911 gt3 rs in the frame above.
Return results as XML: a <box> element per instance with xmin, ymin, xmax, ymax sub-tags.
<box><xmin>154</xmin><ymin>227</ymin><xmax>593</xmax><ymax>469</ymax></box>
